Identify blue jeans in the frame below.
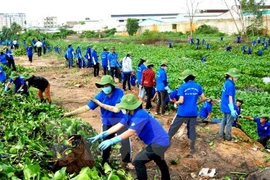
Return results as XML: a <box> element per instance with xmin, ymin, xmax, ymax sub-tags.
<box><xmin>219</xmin><ymin>113</ymin><xmax>234</xmax><ymax>140</ymax></box>
<box><xmin>68</xmin><ymin>57</ymin><xmax>73</xmax><ymax>68</ymax></box>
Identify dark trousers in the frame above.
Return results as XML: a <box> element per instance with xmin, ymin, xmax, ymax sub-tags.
<box><xmin>103</xmin><ymin>66</ymin><xmax>108</xmax><ymax>75</ymax></box>
<box><xmin>43</xmin><ymin>47</ymin><xmax>46</xmax><ymax>54</ymax></box>
<box><xmin>78</xmin><ymin>58</ymin><xmax>83</xmax><ymax>68</ymax></box>
<box><xmin>93</xmin><ymin>63</ymin><xmax>100</xmax><ymax>77</ymax></box>
<box><xmin>102</xmin><ymin>124</ymin><xmax>132</xmax><ymax>165</ymax></box>
<box><xmin>156</xmin><ymin>90</ymin><xmax>167</xmax><ymax>114</ymax></box>
<box><xmin>110</xmin><ymin>67</ymin><xmax>117</xmax><ymax>78</ymax></box>
<box><xmin>123</xmin><ymin>72</ymin><xmax>131</xmax><ymax>90</ymax></box>
<box><xmin>258</xmin><ymin>136</ymin><xmax>270</xmax><ymax>148</ymax></box>
<box><xmin>28</xmin><ymin>55</ymin><xmax>33</xmax><ymax>63</ymax></box>
<box><xmin>7</xmin><ymin>59</ymin><xmax>16</xmax><ymax>71</ymax></box>
<box><xmin>116</xmin><ymin>67</ymin><xmax>122</xmax><ymax>83</ymax></box>
<box><xmin>133</xmin><ymin>143</ymin><xmax>170</xmax><ymax>180</ymax></box>
<box><xmin>34</xmin><ymin>46</ymin><xmax>37</xmax><ymax>52</ymax></box>
<box><xmin>168</xmin><ymin>115</ymin><xmax>197</xmax><ymax>151</ymax></box>
<box><xmin>37</xmin><ymin>47</ymin><xmax>42</xmax><ymax>57</ymax></box>
<box><xmin>87</xmin><ymin>58</ymin><xmax>92</xmax><ymax>68</ymax></box>
<box><xmin>144</xmin><ymin>86</ymin><xmax>153</xmax><ymax>109</ymax></box>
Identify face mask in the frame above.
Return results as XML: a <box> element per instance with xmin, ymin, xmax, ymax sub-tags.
<box><xmin>102</xmin><ymin>86</ymin><xmax>112</xmax><ymax>94</ymax></box>
<box><xmin>164</xmin><ymin>67</ymin><xmax>168</xmax><ymax>71</ymax></box>
<box><xmin>233</xmin><ymin>77</ymin><xmax>238</xmax><ymax>81</ymax></box>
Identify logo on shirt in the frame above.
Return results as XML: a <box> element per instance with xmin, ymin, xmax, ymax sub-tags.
<box><xmin>131</xmin><ymin>122</ymin><xmax>135</xmax><ymax>126</ymax></box>
<box><xmin>184</xmin><ymin>88</ymin><xmax>199</xmax><ymax>96</ymax></box>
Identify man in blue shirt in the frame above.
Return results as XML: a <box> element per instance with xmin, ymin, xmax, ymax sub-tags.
<box><xmin>27</xmin><ymin>45</ymin><xmax>33</xmax><ymax>64</ymax></box>
<box><xmin>108</xmin><ymin>47</ymin><xmax>118</xmax><ymax>80</ymax></box>
<box><xmin>32</xmin><ymin>38</ymin><xmax>37</xmax><ymax>52</ymax></box>
<box><xmin>89</xmin><ymin>94</ymin><xmax>170</xmax><ymax>180</ymax></box>
<box><xmin>226</xmin><ymin>45</ymin><xmax>232</xmax><ymax>52</ymax></box>
<box><xmin>101</xmin><ymin>47</ymin><xmax>109</xmax><ymax>75</ymax></box>
<box><xmin>4</xmin><ymin>71</ymin><xmax>28</xmax><ymax>95</ymax></box>
<box><xmin>42</xmin><ymin>38</ymin><xmax>46</xmax><ymax>55</ymax></box>
<box><xmin>85</xmin><ymin>45</ymin><xmax>92</xmax><ymax>68</ymax></box>
<box><xmin>91</xmin><ymin>46</ymin><xmax>99</xmax><ymax>77</ymax></box>
<box><xmin>5</xmin><ymin>47</ymin><xmax>16</xmax><ymax>71</ymax></box>
<box><xmin>67</xmin><ymin>44</ymin><xmax>74</xmax><ymax>69</ymax></box>
<box><xmin>155</xmin><ymin>60</ymin><xmax>169</xmax><ymax>116</ymax></box>
<box><xmin>76</xmin><ymin>45</ymin><xmax>84</xmax><ymax>69</ymax></box>
<box><xmin>198</xmin><ymin>96</ymin><xmax>216</xmax><ymax>120</ymax></box>
<box><xmin>240</xmin><ymin>114</ymin><xmax>270</xmax><ymax>148</ymax></box>
<box><xmin>63</xmin><ymin>75</ymin><xmax>133</xmax><ymax>167</ymax></box>
<box><xmin>219</xmin><ymin>68</ymin><xmax>240</xmax><ymax>141</ymax></box>
<box><xmin>168</xmin><ymin>69</ymin><xmax>206</xmax><ymax>154</ymax></box>
<box><xmin>237</xmin><ymin>35</ymin><xmax>241</xmax><ymax>43</ymax></box>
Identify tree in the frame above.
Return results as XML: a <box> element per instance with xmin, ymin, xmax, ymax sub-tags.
<box><xmin>221</xmin><ymin>0</ymin><xmax>265</xmax><ymax>35</ymax></box>
<box><xmin>1</xmin><ymin>26</ymin><xmax>12</xmax><ymax>40</ymax></box>
<box><xmin>126</xmin><ymin>18</ymin><xmax>139</xmax><ymax>36</ymax></box>
<box><xmin>10</xmin><ymin>22</ymin><xmax>22</xmax><ymax>35</ymax></box>
<box><xmin>185</xmin><ymin>0</ymin><xmax>201</xmax><ymax>36</ymax></box>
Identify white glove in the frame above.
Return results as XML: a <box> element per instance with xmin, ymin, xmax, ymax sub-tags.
<box><xmin>165</xmin><ymin>86</ymin><xmax>172</xmax><ymax>93</ymax></box>
<box><xmin>17</xmin><ymin>87</ymin><xmax>23</xmax><ymax>93</ymax></box>
<box><xmin>107</xmin><ymin>65</ymin><xmax>111</xmax><ymax>71</ymax></box>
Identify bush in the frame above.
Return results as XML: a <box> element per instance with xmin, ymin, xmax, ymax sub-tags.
<box><xmin>246</xmin><ymin>24</ymin><xmax>264</xmax><ymax>36</ymax></box>
<box><xmin>195</xmin><ymin>24</ymin><xmax>221</xmax><ymax>34</ymax></box>
<box><xmin>139</xmin><ymin>30</ymin><xmax>166</xmax><ymax>44</ymax></box>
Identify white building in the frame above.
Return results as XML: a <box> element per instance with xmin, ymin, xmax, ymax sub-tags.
<box><xmin>43</xmin><ymin>16</ymin><xmax>58</xmax><ymax>28</ymax></box>
<box><xmin>0</xmin><ymin>13</ymin><xmax>26</xmax><ymax>29</ymax></box>
<box><xmin>110</xmin><ymin>13</ymin><xmax>179</xmax><ymax>31</ymax></box>
<box><xmin>72</xmin><ymin>19</ymin><xmax>106</xmax><ymax>33</ymax></box>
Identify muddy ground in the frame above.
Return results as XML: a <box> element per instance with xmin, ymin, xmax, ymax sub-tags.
<box><xmin>15</xmin><ymin>54</ymin><xmax>270</xmax><ymax>180</ymax></box>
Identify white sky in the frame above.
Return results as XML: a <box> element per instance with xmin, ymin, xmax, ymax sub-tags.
<box><xmin>0</xmin><ymin>0</ymin><xmax>268</xmax><ymax>25</ymax></box>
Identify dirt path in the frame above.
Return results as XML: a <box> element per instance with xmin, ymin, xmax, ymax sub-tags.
<box><xmin>16</xmin><ymin>54</ymin><xmax>270</xmax><ymax>180</ymax></box>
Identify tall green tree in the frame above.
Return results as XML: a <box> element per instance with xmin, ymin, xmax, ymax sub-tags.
<box><xmin>1</xmin><ymin>26</ymin><xmax>12</xmax><ymax>40</ymax></box>
<box><xmin>10</xmin><ymin>22</ymin><xmax>22</xmax><ymax>35</ymax></box>
<box><xmin>126</xmin><ymin>18</ymin><xmax>139</xmax><ymax>36</ymax></box>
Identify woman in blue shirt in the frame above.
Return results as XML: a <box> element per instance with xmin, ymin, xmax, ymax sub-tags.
<box><xmin>67</xmin><ymin>44</ymin><xmax>74</xmax><ymax>69</ymax></box>
<box><xmin>101</xmin><ymin>47</ymin><xmax>109</xmax><ymax>75</ymax></box>
<box><xmin>240</xmin><ymin>114</ymin><xmax>270</xmax><ymax>148</ymax></box>
<box><xmin>89</xmin><ymin>94</ymin><xmax>170</xmax><ymax>180</ymax></box>
<box><xmin>62</xmin><ymin>75</ymin><xmax>133</xmax><ymax>168</ymax></box>
<box><xmin>219</xmin><ymin>68</ymin><xmax>240</xmax><ymax>141</ymax></box>
<box><xmin>137</xmin><ymin>58</ymin><xmax>147</xmax><ymax>101</ymax></box>
<box><xmin>91</xmin><ymin>46</ymin><xmax>99</xmax><ymax>77</ymax></box>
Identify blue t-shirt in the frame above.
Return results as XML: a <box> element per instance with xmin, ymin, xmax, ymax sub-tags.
<box><xmin>177</xmin><ymin>80</ymin><xmax>203</xmax><ymax>117</ymax></box>
<box><xmin>91</xmin><ymin>50</ymin><xmax>98</xmax><ymax>63</ymax></box>
<box><xmin>136</xmin><ymin>63</ymin><xmax>146</xmax><ymax>85</ymax></box>
<box><xmin>199</xmin><ymin>101</ymin><xmax>212</xmax><ymax>119</ymax></box>
<box><xmin>232</xmin><ymin>106</ymin><xmax>242</xmax><ymax>127</ymax></box>
<box><xmin>0</xmin><ymin>54</ymin><xmax>7</xmax><ymax>64</ymax></box>
<box><xmin>0</xmin><ymin>66</ymin><xmax>6</xmax><ymax>82</ymax></box>
<box><xmin>76</xmin><ymin>47</ymin><xmax>82</xmax><ymax>59</ymax></box>
<box><xmin>42</xmin><ymin>40</ymin><xmax>46</xmax><ymax>47</ymax></box>
<box><xmin>108</xmin><ymin>52</ymin><xmax>118</xmax><ymax>67</ymax></box>
<box><xmin>220</xmin><ymin>79</ymin><xmax>236</xmax><ymax>113</ymax></box>
<box><xmin>85</xmin><ymin>47</ymin><xmax>91</xmax><ymax>59</ymax></box>
<box><xmin>87</xmin><ymin>88</ymin><xmax>125</xmax><ymax>125</ymax></box>
<box><xmin>101</xmin><ymin>51</ymin><xmax>109</xmax><ymax>67</ymax></box>
<box><xmin>130</xmin><ymin>75</ymin><xmax>136</xmax><ymax>86</ymax></box>
<box><xmin>9</xmin><ymin>76</ymin><xmax>26</xmax><ymax>88</ymax></box>
<box><xmin>169</xmin><ymin>89</ymin><xmax>179</xmax><ymax>101</ymax></box>
<box><xmin>156</xmin><ymin>68</ymin><xmax>167</xmax><ymax>91</ymax></box>
<box><xmin>67</xmin><ymin>47</ymin><xmax>74</xmax><ymax>59</ymax></box>
<box><xmin>254</xmin><ymin>118</ymin><xmax>270</xmax><ymax>137</ymax></box>
<box><xmin>120</xmin><ymin>109</ymin><xmax>170</xmax><ymax>146</ymax></box>
<box><xmin>27</xmin><ymin>47</ymin><xmax>33</xmax><ymax>56</ymax></box>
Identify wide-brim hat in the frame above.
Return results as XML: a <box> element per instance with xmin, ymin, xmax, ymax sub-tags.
<box><xmin>179</xmin><ymin>69</ymin><xmax>196</xmax><ymax>80</ymax></box>
<box><xmin>145</xmin><ymin>60</ymin><xmax>154</xmax><ymax>67</ymax></box>
<box><xmin>225</xmin><ymin>68</ymin><xmax>240</xmax><ymax>78</ymax></box>
<box><xmin>160</xmin><ymin>60</ymin><xmax>168</xmax><ymax>66</ymax></box>
<box><xmin>95</xmin><ymin>75</ymin><xmax>117</xmax><ymax>88</ymax></box>
<box><xmin>116</xmin><ymin>94</ymin><xmax>142</xmax><ymax>110</ymax></box>
<box><xmin>21</xmin><ymin>72</ymin><xmax>32</xmax><ymax>79</ymax></box>
<box><xmin>140</xmin><ymin>57</ymin><xmax>147</xmax><ymax>61</ymax></box>
<box><xmin>260</xmin><ymin>114</ymin><xmax>269</xmax><ymax>120</ymax></box>
<box><xmin>10</xmin><ymin>71</ymin><xmax>19</xmax><ymax>79</ymax></box>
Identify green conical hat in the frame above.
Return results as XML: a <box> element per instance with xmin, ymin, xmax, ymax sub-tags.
<box><xmin>116</xmin><ymin>94</ymin><xmax>142</xmax><ymax>110</ymax></box>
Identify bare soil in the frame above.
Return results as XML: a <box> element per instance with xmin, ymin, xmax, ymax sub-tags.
<box><xmin>16</xmin><ymin>54</ymin><xmax>270</xmax><ymax>180</ymax></box>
